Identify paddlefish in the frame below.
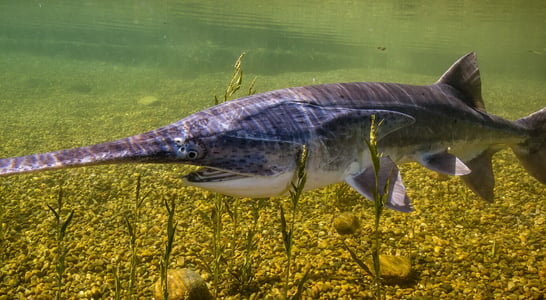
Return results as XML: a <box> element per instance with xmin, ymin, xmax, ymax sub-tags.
<box><xmin>1</xmin><ymin>52</ymin><xmax>545</xmax><ymax>212</ymax></box>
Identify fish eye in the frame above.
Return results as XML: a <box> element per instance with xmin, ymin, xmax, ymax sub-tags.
<box><xmin>176</xmin><ymin>139</ymin><xmax>206</xmax><ymax>160</ymax></box>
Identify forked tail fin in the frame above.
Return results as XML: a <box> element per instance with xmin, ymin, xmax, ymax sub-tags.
<box><xmin>512</xmin><ymin>107</ymin><xmax>546</xmax><ymax>184</ymax></box>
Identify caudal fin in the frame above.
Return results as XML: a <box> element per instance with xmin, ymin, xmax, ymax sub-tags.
<box><xmin>512</xmin><ymin>108</ymin><xmax>546</xmax><ymax>184</ymax></box>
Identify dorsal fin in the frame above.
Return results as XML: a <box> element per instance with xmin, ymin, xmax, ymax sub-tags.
<box><xmin>436</xmin><ymin>52</ymin><xmax>486</xmax><ymax>112</ymax></box>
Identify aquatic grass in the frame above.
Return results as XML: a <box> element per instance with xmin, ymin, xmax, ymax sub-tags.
<box><xmin>240</xmin><ymin>199</ymin><xmax>264</xmax><ymax>290</ymax></box>
<box><xmin>226</xmin><ymin>197</ymin><xmax>265</xmax><ymax>294</ymax></box>
<box><xmin>213</xmin><ymin>52</ymin><xmax>309</xmax><ymax>297</ymax></box>
<box><xmin>211</xmin><ymin>193</ymin><xmax>225</xmax><ymax>298</ymax></box>
<box><xmin>200</xmin><ymin>51</ymin><xmax>260</xmax><ymax>297</ymax></box>
<box><xmin>198</xmin><ymin>194</ymin><xmax>264</xmax><ymax>296</ymax></box>
<box><xmin>337</xmin><ymin>115</ymin><xmax>389</xmax><ymax>299</ymax></box>
<box><xmin>160</xmin><ymin>195</ymin><xmax>178</xmax><ymax>300</ymax></box>
<box><xmin>280</xmin><ymin>145</ymin><xmax>310</xmax><ymax>299</ymax></box>
<box><xmin>125</xmin><ymin>174</ymin><xmax>150</xmax><ymax>299</ymax></box>
<box><xmin>366</xmin><ymin>115</ymin><xmax>387</xmax><ymax>298</ymax></box>
<box><xmin>113</xmin><ymin>264</ymin><xmax>121</xmax><ymax>300</ymax></box>
<box><xmin>194</xmin><ymin>194</ymin><xmax>223</xmax><ymax>297</ymax></box>
<box><xmin>214</xmin><ymin>51</ymin><xmax>257</xmax><ymax>105</ymax></box>
<box><xmin>112</xmin><ymin>173</ymin><xmax>150</xmax><ymax>299</ymax></box>
<box><xmin>47</xmin><ymin>187</ymin><xmax>74</xmax><ymax>300</ymax></box>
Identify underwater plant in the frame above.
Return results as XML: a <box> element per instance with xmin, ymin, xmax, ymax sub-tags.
<box><xmin>280</xmin><ymin>145</ymin><xmax>311</xmax><ymax>300</ymax></box>
<box><xmin>124</xmin><ymin>174</ymin><xmax>150</xmax><ymax>299</ymax></box>
<box><xmin>366</xmin><ymin>115</ymin><xmax>388</xmax><ymax>298</ymax></box>
<box><xmin>205</xmin><ymin>51</ymin><xmax>259</xmax><ymax>297</ymax></box>
<box><xmin>199</xmin><ymin>191</ymin><xmax>264</xmax><ymax>297</ymax></box>
<box><xmin>160</xmin><ymin>196</ymin><xmax>178</xmax><ymax>300</ymax></box>
<box><xmin>338</xmin><ymin>115</ymin><xmax>389</xmax><ymax>299</ymax></box>
<box><xmin>210</xmin><ymin>193</ymin><xmax>225</xmax><ymax>298</ymax></box>
<box><xmin>226</xmin><ymin>197</ymin><xmax>265</xmax><ymax>293</ymax></box>
<box><xmin>47</xmin><ymin>187</ymin><xmax>74</xmax><ymax>300</ymax></box>
<box><xmin>113</xmin><ymin>264</ymin><xmax>121</xmax><ymax>300</ymax></box>
<box><xmin>112</xmin><ymin>174</ymin><xmax>150</xmax><ymax>300</ymax></box>
<box><xmin>214</xmin><ymin>51</ymin><xmax>256</xmax><ymax>105</ymax></box>
<box><xmin>195</xmin><ymin>192</ymin><xmax>226</xmax><ymax>297</ymax></box>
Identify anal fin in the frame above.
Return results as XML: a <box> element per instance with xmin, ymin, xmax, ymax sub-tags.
<box><xmin>461</xmin><ymin>151</ymin><xmax>495</xmax><ymax>202</ymax></box>
<box><xmin>345</xmin><ymin>156</ymin><xmax>413</xmax><ymax>212</ymax></box>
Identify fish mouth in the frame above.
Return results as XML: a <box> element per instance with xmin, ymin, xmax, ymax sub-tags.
<box><xmin>183</xmin><ymin>167</ymin><xmax>251</xmax><ymax>183</ymax></box>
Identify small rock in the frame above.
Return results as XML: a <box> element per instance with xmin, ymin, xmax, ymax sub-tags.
<box><xmin>333</xmin><ymin>212</ymin><xmax>360</xmax><ymax>235</ymax></box>
<box><xmin>366</xmin><ymin>255</ymin><xmax>413</xmax><ymax>285</ymax></box>
<box><xmin>153</xmin><ymin>269</ymin><xmax>212</xmax><ymax>300</ymax></box>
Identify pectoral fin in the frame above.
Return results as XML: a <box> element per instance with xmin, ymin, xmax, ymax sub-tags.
<box><xmin>345</xmin><ymin>156</ymin><xmax>413</xmax><ymax>212</ymax></box>
<box><xmin>419</xmin><ymin>151</ymin><xmax>471</xmax><ymax>175</ymax></box>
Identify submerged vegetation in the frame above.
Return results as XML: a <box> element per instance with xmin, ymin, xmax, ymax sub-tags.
<box><xmin>280</xmin><ymin>145</ymin><xmax>311</xmax><ymax>299</ymax></box>
<box><xmin>160</xmin><ymin>196</ymin><xmax>178</xmax><ymax>300</ymax></box>
<box><xmin>47</xmin><ymin>188</ymin><xmax>74</xmax><ymax>300</ymax></box>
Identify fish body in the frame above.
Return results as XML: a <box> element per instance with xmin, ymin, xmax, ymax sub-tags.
<box><xmin>1</xmin><ymin>52</ymin><xmax>545</xmax><ymax>212</ymax></box>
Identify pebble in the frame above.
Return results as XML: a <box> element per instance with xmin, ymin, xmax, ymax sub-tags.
<box><xmin>365</xmin><ymin>255</ymin><xmax>413</xmax><ymax>284</ymax></box>
<box><xmin>152</xmin><ymin>269</ymin><xmax>212</xmax><ymax>300</ymax></box>
<box><xmin>333</xmin><ymin>212</ymin><xmax>360</xmax><ymax>235</ymax></box>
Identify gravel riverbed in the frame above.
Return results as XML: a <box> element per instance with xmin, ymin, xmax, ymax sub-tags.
<box><xmin>0</xmin><ymin>150</ymin><xmax>544</xmax><ymax>299</ymax></box>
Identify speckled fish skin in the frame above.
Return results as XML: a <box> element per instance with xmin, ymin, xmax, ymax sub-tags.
<box><xmin>1</xmin><ymin>52</ymin><xmax>545</xmax><ymax>210</ymax></box>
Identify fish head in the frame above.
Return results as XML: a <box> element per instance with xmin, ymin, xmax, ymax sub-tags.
<box><xmin>172</xmin><ymin>136</ymin><xmax>207</xmax><ymax>161</ymax></box>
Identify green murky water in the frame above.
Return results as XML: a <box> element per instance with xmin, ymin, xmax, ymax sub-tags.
<box><xmin>1</xmin><ymin>1</ymin><xmax>545</xmax><ymax>298</ymax></box>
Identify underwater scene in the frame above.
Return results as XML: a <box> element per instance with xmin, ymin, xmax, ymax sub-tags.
<box><xmin>0</xmin><ymin>0</ymin><xmax>545</xmax><ymax>299</ymax></box>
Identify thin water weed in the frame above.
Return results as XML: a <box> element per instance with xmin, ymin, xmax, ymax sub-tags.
<box><xmin>47</xmin><ymin>187</ymin><xmax>74</xmax><ymax>300</ymax></box>
<box><xmin>112</xmin><ymin>174</ymin><xmax>150</xmax><ymax>299</ymax></box>
<box><xmin>160</xmin><ymin>195</ymin><xmax>178</xmax><ymax>300</ymax></box>
<box><xmin>126</xmin><ymin>174</ymin><xmax>150</xmax><ymax>299</ymax></box>
<box><xmin>226</xmin><ymin>197</ymin><xmax>265</xmax><ymax>294</ymax></box>
<box><xmin>215</xmin><ymin>52</ymin><xmax>256</xmax><ymax>105</ymax></box>
<box><xmin>113</xmin><ymin>264</ymin><xmax>121</xmax><ymax>300</ymax></box>
<box><xmin>337</xmin><ymin>115</ymin><xmax>389</xmax><ymax>299</ymax></box>
<box><xmin>211</xmin><ymin>193</ymin><xmax>225</xmax><ymax>298</ymax></box>
<box><xmin>202</xmin><ymin>51</ymin><xmax>260</xmax><ymax>297</ymax></box>
<box><xmin>367</xmin><ymin>115</ymin><xmax>386</xmax><ymax>298</ymax></box>
<box><xmin>280</xmin><ymin>145</ymin><xmax>310</xmax><ymax>300</ymax></box>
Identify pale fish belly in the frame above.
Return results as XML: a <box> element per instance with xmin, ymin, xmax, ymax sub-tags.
<box><xmin>302</xmin><ymin>169</ymin><xmax>349</xmax><ymax>191</ymax></box>
<box><xmin>183</xmin><ymin>172</ymin><xmax>295</xmax><ymax>198</ymax></box>
<box><xmin>182</xmin><ymin>167</ymin><xmax>351</xmax><ymax>198</ymax></box>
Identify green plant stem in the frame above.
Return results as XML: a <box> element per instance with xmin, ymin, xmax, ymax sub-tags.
<box><xmin>281</xmin><ymin>145</ymin><xmax>308</xmax><ymax>299</ymax></box>
<box><xmin>208</xmin><ymin>51</ymin><xmax>257</xmax><ymax>297</ymax></box>
<box><xmin>125</xmin><ymin>216</ymin><xmax>137</xmax><ymax>299</ymax></box>
<box><xmin>242</xmin><ymin>198</ymin><xmax>263</xmax><ymax>287</ymax></box>
<box><xmin>113</xmin><ymin>263</ymin><xmax>121</xmax><ymax>300</ymax></box>
<box><xmin>127</xmin><ymin>174</ymin><xmax>148</xmax><ymax>299</ymax></box>
<box><xmin>212</xmin><ymin>193</ymin><xmax>224</xmax><ymax>298</ymax></box>
<box><xmin>47</xmin><ymin>187</ymin><xmax>74</xmax><ymax>300</ymax></box>
<box><xmin>161</xmin><ymin>196</ymin><xmax>177</xmax><ymax>300</ymax></box>
<box><xmin>366</xmin><ymin>115</ymin><xmax>385</xmax><ymax>299</ymax></box>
